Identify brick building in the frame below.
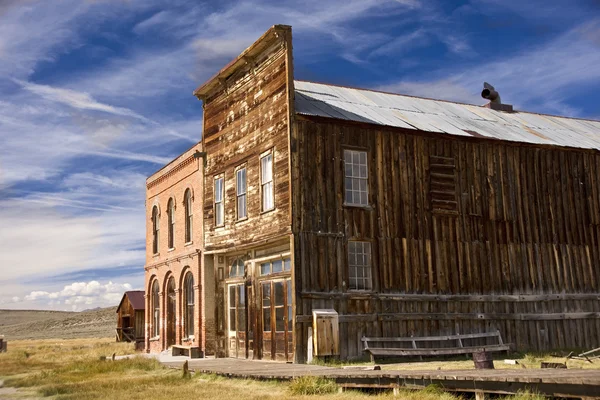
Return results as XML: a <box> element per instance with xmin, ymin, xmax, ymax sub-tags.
<box><xmin>144</xmin><ymin>142</ymin><xmax>214</xmax><ymax>355</ymax></box>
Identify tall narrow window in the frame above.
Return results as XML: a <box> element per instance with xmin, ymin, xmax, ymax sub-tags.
<box><xmin>344</xmin><ymin>149</ymin><xmax>368</xmax><ymax>206</ymax></box>
<box><xmin>261</xmin><ymin>151</ymin><xmax>274</xmax><ymax>211</ymax></box>
<box><xmin>151</xmin><ymin>280</ymin><xmax>160</xmax><ymax>337</ymax></box>
<box><xmin>348</xmin><ymin>241</ymin><xmax>372</xmax><ymax>291</ymax></box>
<box><xmin>184</xmin><ymin>189</ymin><xmax>192</xmax><ymax>243</ymax></box>
<box><xmin>236</xmin><ymin>166</ymin><xmax>247</xmax><ymax>220</ymax></box>
<box><xmin>214</xmin><ymin>176</ymin><xmax>224</xmax><ymax>227</ymax></box>
<box><xmin>184</xmin><ymin>272</ymin><xmax>194</xmax><ymax>338</ymax></box>
<box><xmin>152</xmin><ymin>206</ymin><xmax>160</xmax><ymax>254</ymax></box>
<box><xmin>167</xmin><ymin>198</ymin><xmax>174</xmax><ymax>249</ymax></box>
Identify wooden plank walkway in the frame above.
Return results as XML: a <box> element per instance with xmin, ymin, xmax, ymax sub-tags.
<box><xmin>161</xmin><ymin>358</ymin><xmax>600</xmax><ymax>398</ymax></box>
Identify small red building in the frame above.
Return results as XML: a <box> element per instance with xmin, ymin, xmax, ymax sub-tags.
<box><xmin>116</xmin><ymin>291</ymin><xmax>145</xmax><ymax>350</ymax></box>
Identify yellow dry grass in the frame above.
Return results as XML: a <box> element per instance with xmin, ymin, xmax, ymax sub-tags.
<box><xmin>0</xmin><ymin>338</ymin><xmax>555</xmax><ymax>400</ymax></box>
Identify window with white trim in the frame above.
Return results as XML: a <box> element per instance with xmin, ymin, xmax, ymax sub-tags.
<box><xmin>348</xmin><ymin>241</ymin><xmax>372</xmax><ymax>290</ymax></box>
<box><xmin>236</xmin><ymin>166</ymin><xmax>247</xmax><ymax>220</ymax></box>
<box><xmin>214</xmin><ymin>175</ymin><xmax>224</xmax><ymax>227</ymax></box>
<box><xmin>344</xmin><ymin>149</ymin><xmax>368</xmax><ymax>206</ymax></box>
<box><xmin>261</xmin><ymin>151</ymin><xmax>274</xmax><ymax>211</ymax></box>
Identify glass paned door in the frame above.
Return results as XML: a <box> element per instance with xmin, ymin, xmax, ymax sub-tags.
<box><xmin>228</xmin><ymin>284</ymin><xmax>247</xmax><ymax>358</ymax></box>
<box><xmin>260</xmin><ymin>278</ymin><xmax>293</xmax><ymax>361</ymax></box>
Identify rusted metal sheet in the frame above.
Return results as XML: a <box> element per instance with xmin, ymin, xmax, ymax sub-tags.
<box><xmin>294</xmin><ymin>81</ymin><xmax>600</xmax><ymax>150</ymax></box>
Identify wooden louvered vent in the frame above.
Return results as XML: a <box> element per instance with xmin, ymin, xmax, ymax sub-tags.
<box><xmin>429</xmin><ymin>155</ymin><xmax>458</xmax><ymax>214</ymax></box>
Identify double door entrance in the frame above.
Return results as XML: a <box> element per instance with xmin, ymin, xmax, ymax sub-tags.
<box><xmin>227</xmin><ymin>277</ymin><xmax>293</xmax><ymax>361</ymax></box>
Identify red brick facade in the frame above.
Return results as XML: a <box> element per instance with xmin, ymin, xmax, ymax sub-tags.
<box><xmin>144</xmin><ymin>142</ymin><xmax>214</xmax><ymax>355</ymax></box>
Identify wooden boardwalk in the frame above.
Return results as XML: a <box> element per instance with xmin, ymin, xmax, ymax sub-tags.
<box><xmin>162</xmin><ymin>358</ymin><xmax>600</xmax><ymax>398</ymax></box>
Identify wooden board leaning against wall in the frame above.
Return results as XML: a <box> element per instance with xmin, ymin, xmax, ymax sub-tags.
<box><xmin>291</xmin><ymin>116</ymin><xmax>600</xmax><ymax>362</ymax></box>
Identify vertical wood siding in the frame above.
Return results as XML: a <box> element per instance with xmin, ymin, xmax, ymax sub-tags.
<box><xmin>292</xmin><ymin>117</ymin><xmax>600</xmax><ymax>361</ymax></box>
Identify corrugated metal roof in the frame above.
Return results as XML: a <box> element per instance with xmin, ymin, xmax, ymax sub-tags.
<box><xmin>294</xmin><ymin>80</ymin><xmax>600</xmax><ymax>151</ymax></box>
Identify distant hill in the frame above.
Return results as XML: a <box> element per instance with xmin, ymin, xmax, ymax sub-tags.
<box><xmin>0</xmin><ymin>307</ymin><xmax>117</xmax><ymax>340</ymax></box>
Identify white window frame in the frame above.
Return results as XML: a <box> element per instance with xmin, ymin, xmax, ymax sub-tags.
<box><xmin>348</xmin><ymin>241</ymin><xmax>372</xmax><ymax>291</ymax></box>
<box><xmin>236</xmin><ymin>165</ymin><xmax>247</xmax><ymax>221</ymax></box>
<box><xmin>344</xmin><ymin>149</ymin><xmax>369</xmax><ymax>207</ymax></box>
<box><xmin>214</xmin><ymin>175</ymin><xmax>225</xmax><ymax>227</ymax></box>
<box><xmin>260</xmin><ymin>150</ymin><xmax>274</xmax><ymax>212</ymax></box>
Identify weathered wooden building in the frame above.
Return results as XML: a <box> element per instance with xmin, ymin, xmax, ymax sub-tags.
<box><xmin>187</xmin><ymin>25</ymin><xmax>600</xmax><ymax>362</ymax></box>
<box><xmin>116</xmin><ymin>291</ymin><xmax>145</xmax><ymax>350</ymax></box>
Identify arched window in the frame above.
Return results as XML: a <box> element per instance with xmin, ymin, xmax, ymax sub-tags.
<box><xmin>184</xmin><ymin>272</ymin><xmax>194</xmax><ymax>337</ymax></box>
<box><xmin>167</xmin><ymin>198</ymin><xmax>175</xmax><ymax>249</ymax></box>
<box><xmin>230</xmin><ymin>258</ymin><xmax>244</xmax><ymax>278</ymax></box>
<box><xmin>184</xmin><ymin>189</ymin><xmax>193</xmax><ymax>243</ymax></box>
<box><xmin>152</xmin><ymin>206</ymin><xmax>160</xmax><ymax>254</ymax></box>
<box><xmin>151</xmin><ymin>280</ymin><xmax>160</xmax><ymax>337</ymax></box>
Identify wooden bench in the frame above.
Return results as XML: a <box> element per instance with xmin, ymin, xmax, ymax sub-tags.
<box><xmin>362</xmin><ymin>331</ymin><xmax>510</xmax><ymax>362</ymax></box>
<box><xmin>171</xmin><ymin>345</ymin><xmax>202</xmax><ymax>359</ymax></box>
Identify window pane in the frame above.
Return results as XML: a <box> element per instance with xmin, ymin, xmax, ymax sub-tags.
<box><xmin>274</xmin><ymin>282</ymin><xmax>284</xmax><ymax>306</ymax></box>
<box><xmin>238</xmin><ymin>285</ymin><xmax>245</xmax><ymax>306</ymax></box>
<box><xmin>238</xmin><ymin>194</ymin><xmax>246</xmax><ymax>219</ymax></box>
<box><xmin>275</xmin><ymin>308</ymin><xmax>285</xmax><ymax>332</ymax></box>
<box><xmin>237</xmin><ymin>168</ymin><xmax>246</xmax><ymax>195</ymax></box>
<box><xmin>262</xmin><ymin>283</ymin><xmax>271</xmax><ymax>307</ymax></box>
<box><xmin>284</xmin><ymin>258</ymin><xmax>291</xmax><ymax>271</ymax></box>
<box><xmin>262</xmin><ymin>283</ymin><xmax>271</xmax><ymax>331</ymax></box>
<box><xmin>216</xmin><ymin>203</ymin><xmax>224</xmax><ymax>226</ymax></box>
<box><xmin>263</xmin><ymin>181</ymin><xmax>274</xmax><ymax>210</ymax></box>
<box><xmin>359</xmin><ymin>151</ymin><xmax>367</xmax><ymax>164</ymax></box>
<box><xmin>261</xmin><ymin>262</ymin><xmax>270</xmax><ymax>275</ymax></box>
<box><xmin>215</xmin><ymin>178</ymin><xmax>223</xmax><ymax>202</ymax></box>
<box><xmin>229</xmin><ymin>308</ymin><xmax>236</xmax><ymax>331</ymax></box>
<box><xmin>344</xmin><ymin>150</ymin><xmax>352</xmax><ymax>163</ymax></box>
<box><xmin>261</xmin><ymin>154</ymin><xmax>273</xmax><ymax>182</ymax></box>
<box><xmin>272</xmin><ymin>260</ymin><xmax>283</xmax><ymax>273</ymax></box>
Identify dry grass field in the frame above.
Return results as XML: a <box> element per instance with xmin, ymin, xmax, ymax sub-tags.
<box><xmin>0</xmin><ymin>338</ymin><xmax>551</xmax><ymax>400</ymax></box>
<box><xmin>0</xmin><ymin>307</ymin><xmax>116</xmax><ymax>340</ymax></box>
<box><xmin>0</xmin><ymin>338</ymin><xmax>469</xmax><ymax>400</ymax></box>
<box><xmin>0</xmin><ymin>309</ymin><xmax>574</xmax><ymax>399</ymax></box>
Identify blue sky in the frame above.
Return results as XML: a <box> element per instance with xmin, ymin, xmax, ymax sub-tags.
<box><xmin>0</xmin><ymin>0</ymin><xmax>598</xmax><ymax>311</ymax></box>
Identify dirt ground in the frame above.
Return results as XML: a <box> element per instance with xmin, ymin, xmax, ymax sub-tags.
<box><xmin>0</xmin><ymin>307</ymin><xmax>116</xmax><ymax>340</ymax></box>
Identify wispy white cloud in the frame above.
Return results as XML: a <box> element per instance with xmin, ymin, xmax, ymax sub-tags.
<box><xmin>16</xmin><ymin>79</ymin><xmax>151</xmax><ymax>122</ymax></box>
<box><xmin>379</xmin><ymin>19</ymin><xmax>600</xmax><ymax>116</ymax></box>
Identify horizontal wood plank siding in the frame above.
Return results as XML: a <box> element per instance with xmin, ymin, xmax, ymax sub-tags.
<box><xmin>203</xmin><ymin>35</ymin><xmax>292</xmax><ymax>252</ymax></box>
<box><xmin>292</xmin><ymin>117</ymin><xmax>600</xmax><ymax>361</ymax></box>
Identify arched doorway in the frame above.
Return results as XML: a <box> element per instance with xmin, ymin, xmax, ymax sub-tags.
<box><xmin>166</xmin><ymin>277</ymin><xmax>176</xmax><ymax>348</ymax></box>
